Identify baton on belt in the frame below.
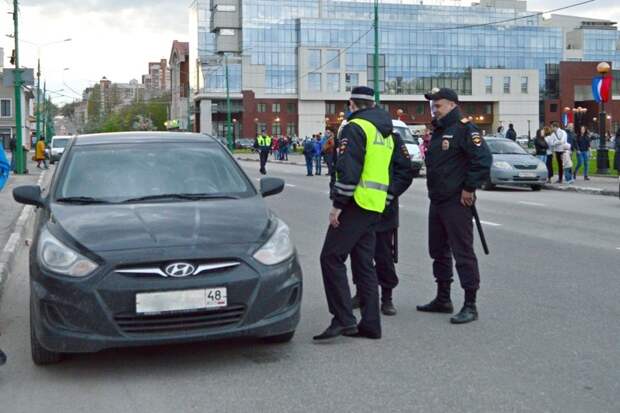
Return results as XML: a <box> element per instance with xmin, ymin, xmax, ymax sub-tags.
<box><xmin>392</xmin><ymin>227</ymin><xmax>399</xmax><ymax>264</ymax></box>
<box><xmin>471</xmin><ymin>204</ymin><xmax>490</xmax><ymax>255</ymax></box>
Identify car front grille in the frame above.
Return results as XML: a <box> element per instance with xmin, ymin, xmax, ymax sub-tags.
<box><xmin>114</xmin><ymin>305</ymin><xmax>245</xmax><ymax>334</ymax></box>
<box><xmin>513</xmin><ymin>164</ymin><xmax>537</xmax><ymax>170</ymax></box>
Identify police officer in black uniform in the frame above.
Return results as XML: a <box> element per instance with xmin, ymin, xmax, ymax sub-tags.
<box><xmin>315</xmin><ymin>86</ymin><xmax>408</xmax><ymax>341</ymax></box>
<box><xmin>350</xmin><ymin>132</ymin><xmax>414</xmax><ymax>316</ymax></box>
<box><xmin>253</xmin><ymin>129</ymin><xmax>272</xmax><ymax>175</ymax></box>
<box><xmin>417</xmin><ymin>88</ymin><xmax>492</xmax><ymax>324</ymax></box>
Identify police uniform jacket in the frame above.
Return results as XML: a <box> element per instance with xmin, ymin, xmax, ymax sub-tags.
<box><xmin>425</xmin><ymin>108</ymin><xmax>492</xmax><ymax>204</ymax></box>
<box><xmin>331</xmin><ymin>107</ymin><xmax>413</xmax><ymax>217</ymax></box>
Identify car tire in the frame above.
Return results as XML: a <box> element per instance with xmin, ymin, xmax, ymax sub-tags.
<box><xmin>482</xmin><ymin>179</ymin><xmax>496</xmax><ymax>191</ymax></box>
<box><xmin>531</xmin><ymin>185</ymin><xmax>543</xmax><ymax>191</ymax></box>
<box><xmin>30</xmin><ymin>299</ymin><xmax>62</xmax><ymax>365</ymax></box>
<box><xmin>261</xmin><ymin>331</ymin><xmax>295</xmax><ymax>344</ymax></box>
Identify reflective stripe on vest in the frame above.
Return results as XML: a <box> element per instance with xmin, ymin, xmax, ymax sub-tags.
<box><xmin>348</xmin><ymin>118</ymin><xmax>394</xmax><ymax>213</ymax></box>
<box><xmin>257</xmin><ymin>135</ymin><xmax>272</xmax><ymax>147</ymax></box>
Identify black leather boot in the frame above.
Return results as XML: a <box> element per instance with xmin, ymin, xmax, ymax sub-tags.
<box><xmin>450</xmin><ymin>289</ymin><xmax>478</xmax><ymax>324</ymax></box>
<box><xmin>417</xmin><ymin>281</ymin><xmax>453</xmax><ymax>313</ymax></box>
<box><xmin>381</xmin><ymin>288</ymin><xmax>396</xmax><ymax>316</ymax></box>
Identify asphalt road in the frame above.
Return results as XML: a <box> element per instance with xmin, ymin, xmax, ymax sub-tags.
<box><xmin>0</xmin><ymin>160</ymin><xmax>618</xmax><ymax>413</ymax></box>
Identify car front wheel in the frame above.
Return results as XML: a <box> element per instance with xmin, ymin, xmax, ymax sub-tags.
<box><xmin>30</xmin><ymin>299</ymin><xmax>62</xmax><ymax>365</ymax></box>
<box><xmin>531</xmin><ymin>185</ymin><xmax>543</xmax><ymax>191</ymax></box>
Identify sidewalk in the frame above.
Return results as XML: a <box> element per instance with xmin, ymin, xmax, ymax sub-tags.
<box><xmin>544</xmin><ymin>175</ymin><xmax>619</xmax><ymax>197</ymax></box>
<box><xmin>0</xmin><ymin>155</ymin><xmax>50</xmax><ymax>298</ymax></box>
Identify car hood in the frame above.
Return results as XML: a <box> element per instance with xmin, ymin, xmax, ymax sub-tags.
<box><xmin>50</xmin><ymin>197</ymin><xmax>270</xmax><ymax>253</ymax></box>
<box><xmin>492</xmin><ymin>153</ymin><xmax>540</xmax><ymax>166</ymax></box>
<box><xmin>405</xmin><ymin>144</ymin><xmax>421</xmax><ymax>160</ymax></box>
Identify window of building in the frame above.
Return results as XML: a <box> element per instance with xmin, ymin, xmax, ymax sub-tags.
<box><xmin>308</xmin><ymin>49</ymin><xmax>321</xmax><ymax>70</ymax></box>
<box><xmin>550</xmin><ymin>104</ymin><xmax>558</xmax><ymax>113</ymax></box>
<box><xmin>345</xmin><ymin>73</ymin><xmax>359</xmax><ymax>92</ymax></box>
<box><xmin>503</xmin><ymin>76</ymin><xmax>511</xmax><ymax>94</ymax></box>
<box><xmin>272</xmin><ymin>103</ymin><xmax>280</xmax><ymax>113</ymax></box>
<box><xmin>484</xmin><ymin>104</ymin><xmax>493</xmax><ymax>115</ymax></box>
<box><xmin>484</xmin><ymin>76</ymin><xmax>493</xmax><ymax>94</ymax></box>
<box><xmin>0</xmin><ymin>99</ymin><xmax>11</xmax><ymax>117</ymax></box>
<box><xmin>308</xmin><ymin>73</ymin><xmax>321</xmax><ymax>92</ymax></box>
<box><xmin>220</xmin><ymin>29</ymin><xmax>235</xmax><ymax>36</ymax></box>
<box><xmin>257</xmin><ymin>103</ymin><xmax>267</xmax><ymax>113</ymax></box>
<box><xmin>286</xmin><ymin>123</ymin><xmax>297</xmax><ymax>137</ymax></box>
<box><xmin>325</xmin><ymin>50</ymin><xmax>340</xmax><ymax>70</ymax></box>
<box><xmin>286</xmin><ymin>102</ymin><xmax>296</xmax><ymax>113</ymax></box>
<box><xmin>415</xmin><ymin>103</ymin><xmax>425</xmax><ymax>115</ymax></box>
<box><xmin>521</xmin><ymin>76</ymin><xmax>528</xmax><ymax>94</ymax></box>
<box><xmin>367</xmin><ymin>54</ymin><xmax>385</xmax><ymax>93</ymax></box>
<box><xmin>256</xmin><ymin>122</ymin><xmax>266</xmax><ymax>135</ymax></box>
<box><xmin>272</xmin><ymin>122</ymin><xmax>281</xmax><ymax>136</ymax></box>
<box><xmin>327</xmin><ymin>73</ymin><xmax>340</xmax><ymax>92</ymax></box>
<box><xmin>326</xmin><ymin>103</ymin><xmax>336</xmax><ymax>114</ymax></box>
<box><xmin>215</xmin><ymin>5</ymin><xmax>236</xmax><ymax>12</ymax></box>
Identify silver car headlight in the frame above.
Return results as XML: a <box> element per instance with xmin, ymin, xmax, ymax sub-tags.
<box><xmin>37</xmin><ymin>228</ymin><xmax>99</xmax><ymax>277</ymax></box>
<box><xmin>253</xmin><ymin>218</ymin><xmax>294</xmax><ymax>266</ymax></box>
<box><xmin>493</xmin><ymin>161</ymin><xmax>512</xmax><ymax>170</ymax></box>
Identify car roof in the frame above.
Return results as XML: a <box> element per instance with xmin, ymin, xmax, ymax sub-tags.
<box><xmin>52</xmin><ymin>135</ymin><xmax>73</xmax><ymax>140</ymax></box>
<box><xmin>72</xmin><ymin>131</ymin><xmax>218</xmax><ymax>146</ymax></box>
<box><xmin>392</xmin><ymin>120</ymin><xmax>408</xmax><ymax>127</ymax></box>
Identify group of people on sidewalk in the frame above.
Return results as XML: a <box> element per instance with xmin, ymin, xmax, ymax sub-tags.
<box><xmin>302</xmin><ymin>131</ymin><xmax>335</xmax><ymax>177</ymax></box>
<box><xmin>532</xmin><ymin>122</ymin><xmax>620</xmax><ymax>184</ymax></box>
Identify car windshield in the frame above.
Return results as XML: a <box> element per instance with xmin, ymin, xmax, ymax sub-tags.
<box><xmin>487</xmin><ymin>139</ymin><xmax>528</xmax><ymax>155</ymax></box>
<box><xmin>53</xmin><ymin>138</ymin><xmax>70</xmax><ymax>149</ymax></box>
<box><xmin>393</xmin><ymin>126</ymin><xmax>418</xmax><ymax>145</ymax></box>
<box><xmin>56</xmin><ymin>142</ymin><xmax>254</xmax><ymax>203</ymax></box>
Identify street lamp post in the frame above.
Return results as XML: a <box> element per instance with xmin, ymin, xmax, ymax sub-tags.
<box><xmin>12</xmin><ymin>0</ymin><xmax>25</xmax><ymax>174</ymax></box>
<box><xmin>595</xmin><ymin>62</ymin><xmax>611</xmax><ymax>174</ymax></box>
<box><xmin>373</xmin><ymin>0</ymin><xmax>380</xmax><ymax>104</ymax></box>
<box><xmin>224</xmin><ymin>54</ymin><xmax>233</xmax><ymax>150</ymax></box>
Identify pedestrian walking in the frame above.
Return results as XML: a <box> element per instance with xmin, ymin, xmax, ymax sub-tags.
<box><xmin>350</xmin><ymin>131</ymin><xmax>414</xmax><ymax>316</ymax></box>
<box><xmin>505</xmin><ymin>123</ymin><xmax>517</xmax><ymax>141</ymax></box>
<box><xmin>303</xmin><ymin>136</ymin><xmax>315</xmax><ymax>176</ymax></box>
<box><xmin>0</xmin><ymin>141</ymin><xmax>10</xmax><ymax>190</ymax></box>
<box><xmin>496</xmin><ymin>126</ymin><xmax>505</xmax><ymax>138</ymax></box>
<box><xmin>315</xmin><ymin>86</ymin><xmax>400</xmax><ymax>341</ymax></box>
<box><xmin>9</xmin><ymin>135</ymin><xmax>16</xmax><ymax>172</ymax></box>
<box><xmin>417</xmin><ymin>87</ymin><xmax>492</xmax><ymax>325</ymax></box>
<box><xmin>323</xmin><ymin>130</ymin><xmax>336</xmax><ymax>176</ymax></box>
<box><xmin>534</xmin><ymin>127</ymin><xmax>549</xmax><ymax>164</ymax></box>
<box><xmin>574</xmin><ymin>125</ymin><xmax>591</xmax><ymax>180</ymax></box>
<box><xmin>562</xmin><ymin>142</ymin><xmax>574</xmax><ymax>184</ymax></box>
<box><xmin>313</xmin><ymin>134</ymin><xmax>323</xmax><ymax>176</ymax></box>
<box><xmin>550</xmin><ymin>122</ymin><xmax>567</xmax><ymax>183</ymax></box>
<box><xmin>253</xmin><ymin>129</ymin><xmax>272</xmax><ymax>175</ymax></box>
<box><xmin>35</xmin><ymin>136</ymin><xmax>48</xmax><ymax>169</ymax></box>
<box><xmin>282</xmin><ymin>137</ymin><xmax>289</xmax><ymax>161</ymax></box>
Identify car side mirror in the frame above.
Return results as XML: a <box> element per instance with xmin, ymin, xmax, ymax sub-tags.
<box><xmin>13</xmin><ymin>185</ymin><xmax>44</xmax><ymax>208</ymax></box>
<box><xmin>260</xmin><ymin>177</ymin><xmax>285</xmax><ymax>197</ymax></box>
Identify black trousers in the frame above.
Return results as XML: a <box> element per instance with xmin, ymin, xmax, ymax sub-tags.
<box><xmin>555</xmin><ymin>152</ymin><xmax>564</xmax><ymax>182</ymax></box>
<box><xmin>259</xmin><ymin>151</ymin><xmax>269</xmax><ymax>172</ymax></box>
<box><xmin>546</xmin><ymin>154</ymin><xmax>554</xmax><ymax>179</ymax></box>
<box><xmin>320</xmin><ymin>203</ymin><xmax>381</xmax><ymax>334</ymax></box>
<box><xmin>352</xmin><ymin>229</ymin><xmax>399</xmax><ymax>301</ymax></box>
<box><xmin>428</xmin><ymin>201</ymin><xmax>480</xmax><ymax>291</ymax></box>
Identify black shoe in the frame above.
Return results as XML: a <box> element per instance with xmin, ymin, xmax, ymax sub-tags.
<box><xmin>351</xmin><ymin>326</ymin><xmax>381</xmax><ymax>339</ymax></box>
<box><xmin>351</xmin><ymin>294</ymin><xmax>361</xmax><ymax>309</ymax></box>
<box><xmin>313</xmin><ymin>324</ymin><xmax>358</xmax><ymax>341</ymax></box>
<box><xmin>0</xmin><ymin>349</ymin><xmax>6</xmax><ymax>366</ymax></box>
<box><xmin>584</xmin><ymin>176</ymin><xmax>590</xmax><ymax>181</ymax></box>
<box><xmin>416</xmin><ymin>298</ymin><xmax>454</xmax><ymax>313</ymax></box>
<box><xmin>381</xmin><ymin>300</ymin><xmax>397</xmax><ymax>316</ymax></box>
<box><xmin>450</xmin><ymin>303</ymin><xmax>478</xmax><ymax>324</ymax></box>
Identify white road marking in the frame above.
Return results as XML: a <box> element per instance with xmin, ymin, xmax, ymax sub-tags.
<box><xmin>616</xmin><ymin>247</ymin><xmax>620</xmax><ymax>251</ymax></box>
<box><xmin>518</xmin><ymin>201</ymin><xmax>546</xmax><ymax>207</ymax></box>
<box><xmin>285</xmin><ymin>184</ymin><xmax>297</xmax><ymax>188</ymax></box>
<box><xmin>476</xmin><ymin>220</ymin><xmax>502</xmax><ymax>227</ymax></box>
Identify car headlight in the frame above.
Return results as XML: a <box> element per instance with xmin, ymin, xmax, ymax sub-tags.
<box><xmin>253</xmin><ymin>218</ymin><xmax>294</xmax><ymax>266</ymax></box>
<box><xmin>537</xmin><ymin>162</ymin><xmax>548</xmax><ymax>172</ymax></box>
<box><xmin>493</xmin><ymin>161</ymin><xmax>512</xmax><ymax>170</ymax></box>
<box><xmin>37</xmin><ymin>228</ymin><xmax>99</xmax><ymax>277</ymax></box>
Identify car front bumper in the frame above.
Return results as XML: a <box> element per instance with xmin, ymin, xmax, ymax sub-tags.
<box><xmin>491</xmin><ymin>168</ymin><xmax>547</xmax><ymax>186</ymax></box>
<box><xmin>30</xmin><ymin>254</ymin><xmax>302</xmax><ymax>353</ymax></box>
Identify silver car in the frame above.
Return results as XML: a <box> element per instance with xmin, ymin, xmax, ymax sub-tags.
<box><xmin>484</xmin><ymin>138</ymin><xmax>548</xmax><ymax>191</ymax></box>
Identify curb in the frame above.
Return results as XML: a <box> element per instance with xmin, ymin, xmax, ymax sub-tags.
<box><xmin>0</xmin><ymin>171</ymin><xmax>46</xmax><ymax>303</ymax></box>
<box><xmin>543</xmin><ymin>182</ymin><xmax>619</xmax><ymax>197</ymax></box>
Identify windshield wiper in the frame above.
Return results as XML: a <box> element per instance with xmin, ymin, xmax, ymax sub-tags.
<box><xmin>121</xmin><ymin>193</ymin><xmax>239</xmax><ymax>203</ymax></box>
<box><xmin>56</xmin><ymin>196</ymin><xmax>112</xmax><ymax>204</ymax></box>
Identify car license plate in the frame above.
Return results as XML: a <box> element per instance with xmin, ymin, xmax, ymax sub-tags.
<box><xmin>136</xmin><ymin>287</ymin><xmax>227</xmax><ymax>314</ymax></box>
<box><xmin>518</xmin><ymin>172</ymin><xmax>536</xmax><ymax>178</ymax></box>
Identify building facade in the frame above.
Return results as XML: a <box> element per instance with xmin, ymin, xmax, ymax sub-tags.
<box><xmin>168</xmin><ymin>41</ymin><xmax>191</xmax><ymax>131</ymax></box>
<box><xmin>189</xmin><ymin>0</ymin><xmax>620</xmax><ymax>138</ymax></box>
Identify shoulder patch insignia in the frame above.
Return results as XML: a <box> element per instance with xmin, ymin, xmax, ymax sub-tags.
<box><xmin>472</xmin><ymin>134</ymin><xmax>482</xmax><ymax>147</ymax></box>
<box><xmin>401</xmin><ymin>144</ymin><xmax>410</xmax><ymax>159</ymax></box>
<box><xmin>339</xmin><ymin>138</ymin><xmax>349</xmax><ymax>154</ymax></box>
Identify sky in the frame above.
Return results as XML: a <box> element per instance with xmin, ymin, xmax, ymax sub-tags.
<box><xmin>1</xmin><ymin>0</ymin><xmax>619</xmax><ymax>105</ymax></box>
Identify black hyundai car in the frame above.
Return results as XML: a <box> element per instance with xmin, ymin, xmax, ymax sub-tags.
<box><xmin>13</xmin><ymin>132</ymin><xmax>302</xmax><ymax>365</ymax></box>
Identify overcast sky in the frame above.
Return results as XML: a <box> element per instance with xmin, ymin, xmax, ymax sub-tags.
<box><xmin>1</xmin><ymin>0</ymin><xmax>618</xmax><ymax>104</ymax></box>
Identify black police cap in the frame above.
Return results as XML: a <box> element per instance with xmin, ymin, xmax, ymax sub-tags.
<box><xmin>350</xmin><ymin>86</ymin><xmax>375</xmax><ymax>101</ymax></box>
<box><xmin>424</xmin><ymin>87</ymin><xmax>459</xmax><ymax>103</ymax></box>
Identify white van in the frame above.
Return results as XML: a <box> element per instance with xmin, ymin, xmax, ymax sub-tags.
<box><xmin>50</xmin><ymin>135</ymin><xmax>72</xmax><ymax>164</ymax></box>
<box><xmin>392</xmin><ymin>120</ymin><xmax>424</xmax><ymax>177</ymax></box>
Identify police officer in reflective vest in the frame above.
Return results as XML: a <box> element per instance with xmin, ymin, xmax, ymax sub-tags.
<box><xmin>315</xmin><ymin>86</ymin><xmax>402</xmax><ymax>341</ymax></box>
<box><xmin>417</xmin><ymin>88</ymin><xmax>492</xmax><ymax>324</ymax></box>
<box><xmin>254</xmin><ymin>129</ymin><xmax>272</xmax><ymax>175</ymax></box>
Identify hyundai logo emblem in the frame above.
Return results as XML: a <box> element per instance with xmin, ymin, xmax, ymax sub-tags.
<box><xmin>164</xmin><ymin>263</ymin><xmax>196</xmax><ymax>278</ymax></box>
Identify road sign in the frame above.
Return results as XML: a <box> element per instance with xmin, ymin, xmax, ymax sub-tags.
<box><xmin>2</xmin><ymin>68</ymin><xmax>35</xmax><ymax>87</ymax></box>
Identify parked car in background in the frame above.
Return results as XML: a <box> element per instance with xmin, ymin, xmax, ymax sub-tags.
<box><xmin>393</xmin><ymin>120</ymin><xmax>424</xmax><ymax>177</ymax></box>
<box><xmin>13</xmin><ymin>132</ymin><xmax>302</xmax><ymax>365</ymax></box>
<box><xmin>50</xmin><ymin>135</ymin><xmax>72</xmax><ymax>164</ymax></box>
<box><xmin>236</xmin><ymin>138</ymin><xmax>255</xmax><ymax>150</ymax></box>
<box><xmin>516</xmin><ymin>135</ymin><xmax>530</xmax><ymax>147</ymax></box>
<box><xmin>483</xmin><ymin>137</ymin><xmax>548</xmax><ymax>191</ymax></box>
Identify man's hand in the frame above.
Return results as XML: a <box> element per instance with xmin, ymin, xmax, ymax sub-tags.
<box><xmin>329</xmin><ymin>207</ymin><xmax>342</xmax><ymax>228</ymax></box>
<box><xmin>461</xmin><ymin>190</ymin><xmax>476</xmax><ymax>207</ymax></box>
